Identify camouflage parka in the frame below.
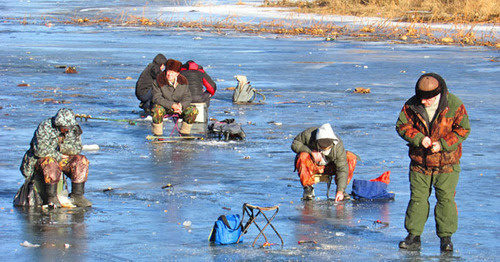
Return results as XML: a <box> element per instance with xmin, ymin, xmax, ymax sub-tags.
<box><xmin>20</xmin><ymin>108</ymin><xmax>83</xmax><ymax>178</ymax></box>
<box><xmin>396</xmin><ymin>82</ymin><xmax>470</xmax><ymax>171</ymax></box>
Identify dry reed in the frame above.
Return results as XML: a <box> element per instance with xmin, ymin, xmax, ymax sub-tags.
<box><xmin>265</xmin><ymin>0</ymin><xmax>500</xmax><ymax>24</ymax></box>
<box><xmin>7</xmin><ymin>1</ymin><xmax>500</xmax><ymax>49</ymax></box>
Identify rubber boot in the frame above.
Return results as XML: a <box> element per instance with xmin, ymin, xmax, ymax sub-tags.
<box><xmin>440</xmin><ymin>236</ymin><xmax>453</xmax><ymax>252</ymax></box>
<box><xmin>302</xmin><ymin>186</ymin><xmax>315</xmax><ymax>201</ymax></box>
<box><xmin>45</xmin><ymin>183</ymin><xmax>62</xmax><ymax>208</ymax></box>
<box><xmin>70</xmin><ymin>182</ymin><xmax>92</xmax><ymax>207</ymax></box>
<box><xmin>152</xmin><ymin>122</ymin><xmax>163</xmax><ymax>136</ymax></box>
<box><xmin>399</xmin><ymin>233</ymin><xmax>421</xmax><ymax>250</ymax></box>
<box><xmin>179</xmin><ymin>122</ymin><xmax>192</xmax><ymax>136</ymax></box>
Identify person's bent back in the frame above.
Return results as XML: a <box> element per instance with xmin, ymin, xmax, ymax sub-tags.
<box><xmin>180</xmin><ymin>60</ymin><xmax>216</xmax><ymax>107</ymax></box>
<box><xmin>136</xmin><ymin>54</ymin><xmax>167</xmax><ymax>112</ymax></box>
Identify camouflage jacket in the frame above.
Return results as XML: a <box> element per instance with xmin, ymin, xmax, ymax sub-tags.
<box><xmin>20</xmin><ymin>118</ymin><xmax>83</xmax><ymax>178</ymax></box>
<box><xmin>396</xmin><ymin>88</ymin><xmax>470</xmax><ymax>169</ymax></box>
<box><xmin>291</xmin><ymin>126</ymin><xmax>349</xmax><ymax>192</ymax></box>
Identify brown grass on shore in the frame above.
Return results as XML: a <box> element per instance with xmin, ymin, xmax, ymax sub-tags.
<box><xmin>66</xmin><ymin>13</ymin><xmax>500</xmax><ymax>48</ymax></box>
<box><xmin>264</xmin><ymin>0</ymin><xmax>500</xmax><ymax>24</ymax></box>
<box><xmin>8</xmin><ymin>1</ymin><xmax>499</xmax><ymax>49</ymax></box>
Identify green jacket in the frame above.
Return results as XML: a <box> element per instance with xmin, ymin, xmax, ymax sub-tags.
<box><xmin>291</xmin><ymin>126</ymin><xmax>349</xmax><ymax>192</ymax></box>
<box><xmin>396</xmin><ymin>88</ymin><xmax>470</xmax><ymax>169</ymax></box>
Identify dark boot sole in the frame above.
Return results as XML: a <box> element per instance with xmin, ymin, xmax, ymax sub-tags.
<box><xmin>399</xmin><ymin>242</ymin><xmax>421</xmax><ymax>251</ymax></box>
<box><xmin>440</xmin><ymin>244</ymin><xmax>453</xmax><ymax>252</ymax></box>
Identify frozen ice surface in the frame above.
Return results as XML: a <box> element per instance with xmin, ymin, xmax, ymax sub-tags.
<box><xmin>0</xmin><ymin>1</ymin><xmax>499</xmax><ymax>261</ymax></box>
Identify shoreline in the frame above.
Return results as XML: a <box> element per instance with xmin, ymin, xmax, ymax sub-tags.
<box><xmin>4</xmin><ymin>1</ymin><xmax>499</xmax><ymax>48</ymax></box>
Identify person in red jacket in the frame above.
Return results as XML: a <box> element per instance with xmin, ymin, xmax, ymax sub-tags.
<box><xmin>180</xmin><ymin>60</ymin><xmax>217</xmax><ymax>107</ymax></box>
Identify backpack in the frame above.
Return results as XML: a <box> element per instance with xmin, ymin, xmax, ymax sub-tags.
<box><xmin>351</xmin><ymin>179</ymin><xmax>395</xmax><ymax>201</ymax></box>
<box><xmin>209</xmin><ymin>214</ymin><xmax>243</xmax><ymax>245</ymax></box>
<box><xmin>13</xmin><ymin>178</ymin><xmax>43</xmax><ymax>207</ymax></box>
<box><xmin>232</xmin><ymin>75</ymin><xmax>265</xmax><ymax>104</ymax></box>
<box><xmin>208</xmin><ymin>119</ymin><xmax>246</xmax><ymax>141</ymax></box>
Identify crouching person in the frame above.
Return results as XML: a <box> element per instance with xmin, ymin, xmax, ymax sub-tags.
<box><xmin>151</xmin><ymin>59</ymin><xmax>198</xmax><ymax>136</ymax></box>
<box><xmin>19</xmin><ymin>108</ymin><xmax>92</xmax><ymax>208</ymax></box>
<box><xmin>291</xmin><ymin>123</ymin><xmax>357</xmax><ymax>202</ymax></box>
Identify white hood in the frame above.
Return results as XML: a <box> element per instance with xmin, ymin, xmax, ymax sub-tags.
<box><xmin>316</xmin><ymin>123</ymin><xmax>339</xmax><ymax>145</ymax></box>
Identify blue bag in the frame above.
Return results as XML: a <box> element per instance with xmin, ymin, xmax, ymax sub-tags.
<box><xmin>351</xmin><ymin>179</ymin><xmax>395</xmax><ymax>200</ymax></box>
<box><xmin>209</xmin><ymin>214</ymin><xmax>243</xmax><ymax>245</ymax></box>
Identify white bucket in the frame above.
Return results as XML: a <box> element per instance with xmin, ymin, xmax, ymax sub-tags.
<box><xmin>191</xmin><ymin>103</ymin><xmax>208</xmax><ymax>123</ymax></box>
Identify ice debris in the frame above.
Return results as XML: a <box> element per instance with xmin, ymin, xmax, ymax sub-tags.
<box><xmin>20</xmin><ymin>241</ymin><xmax>40</xmax><ymax>248</ymax></box>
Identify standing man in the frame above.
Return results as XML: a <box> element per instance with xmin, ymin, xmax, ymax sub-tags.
<box><xmin>180</xmin><ymin>60</ymin><xmax>217</xmax><ymax>107</ymax></box>
<box><xmin>291</xmin><ymin>123</ymin><xmax>356</xmax><ymax>202</ymax></box>
<box><xmin>151</xmin><ymin>59</ymin><xmax>198</xmax><ymax>136</ymax></box>
<box><xmin>135</xmin><ymin>54</ymin><xmax>167</xmax><ymax>113</ymax></box>
<box><xmin>19</xmin><ymin>108</ymin><xmax>92</xmax><ymax>207</ymax></box>
<box><xmin>396</xmin><ymin>73</ymin><xmax>470</xmax><ymax>252</ymax></box>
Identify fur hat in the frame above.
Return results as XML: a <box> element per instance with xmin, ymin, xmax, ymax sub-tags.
<box><xmin>316</xmin><ymin>123</ymin><xmax>338</xmax><ymax>148</ymax></box>
<box><xmin>165</xmin><ymin>59</ymin><xmax>182</xmax><ymax>73</ymax></box>
<box><xmin>415</xmin><ymin>73</ymin><xmax>445</xmax><ymax>99</ymax></box>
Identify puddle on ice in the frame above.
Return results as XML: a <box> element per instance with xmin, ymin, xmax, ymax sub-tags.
<box><xmin>0</xmin><ymin>1</ymin><xmax>499</xmax><ymax>261</ymax></box>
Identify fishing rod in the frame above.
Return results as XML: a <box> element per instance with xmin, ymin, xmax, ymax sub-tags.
<box><xmin>146</xmin><ymin>135</ymin><xmax>204</xmax><ymax>140</ymax></box>
<box><xmin>75</xmin><ymin>114</ymin><xmax>136</xmax><ymax>125</ymax></box>
<box><xmin>357</xmin><ymin>218</ymin><xmax>390</xmax><ymax>228</ymax></box>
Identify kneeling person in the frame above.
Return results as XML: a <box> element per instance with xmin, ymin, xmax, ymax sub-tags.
<box><xmin>20</xmin><ymin>108</ymin><xmax>92</xmax><ymax>207</ymax></box>
<box><xmin>151</xmin><ymin>59</ymin><xmax>199</xmax><ymax>136</ymax></box>
<box><xmin>291</xmin><ymin>123</ymin><xmax>351</xmax><ymax>202</ymax></box>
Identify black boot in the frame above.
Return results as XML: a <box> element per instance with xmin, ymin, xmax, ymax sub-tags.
<box><xmin>302</xmin><ymin>186</ymin><xmax>315</xmax><ymax>201</ymax></box>
<box><xmin>399</xmin><ymin>233</ymin><xmax>421</xmax><ymax>250</ymax></box>
<box><xmin>70</xmin><ymin>182</ymin><xmax>92</xmax><ymax>207</ymax></box>
<box><xmin>45</xmin><ymin>183</ymin><xmax>62</xmax><ymax>208</ymax></box>
<box><xmin>440</xmin><ymin>236</ymin><xmax>453</xmax><ymax>252</ymax></box>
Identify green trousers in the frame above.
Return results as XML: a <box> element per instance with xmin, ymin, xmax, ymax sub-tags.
<box><xmin>405</xmin><ymin>164</ymin><xmax>460</xmax><ymax>237</ymax></box>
